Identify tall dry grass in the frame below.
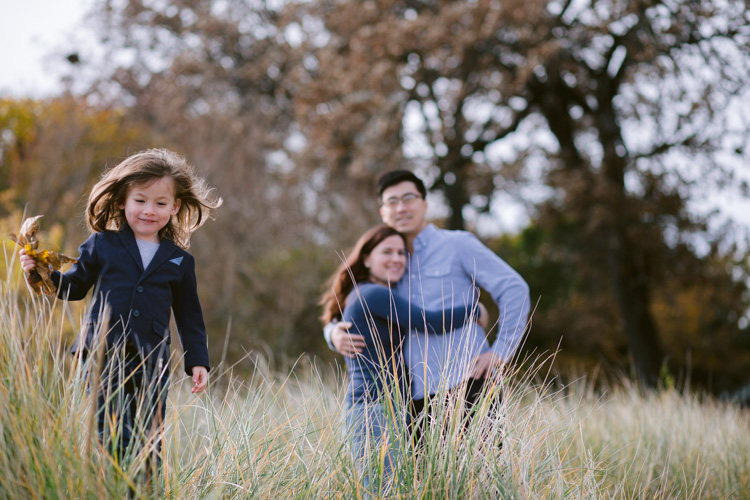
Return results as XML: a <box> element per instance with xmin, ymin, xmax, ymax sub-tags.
<box><xmin>1</xmin><ymin>249</ymin><xmax>749</xmax><ymax>499</ymax></box>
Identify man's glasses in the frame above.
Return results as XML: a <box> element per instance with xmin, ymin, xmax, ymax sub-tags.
<box><xmin>381</xmin><ymin>192</ymin><xmax>423</xmax><ymax>208</ymax></box>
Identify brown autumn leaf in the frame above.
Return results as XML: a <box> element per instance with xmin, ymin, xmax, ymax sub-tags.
<box><xmin>9</xmin><ymin>215</ymin><xmax>77</xmax><ymax>295</ymax></box>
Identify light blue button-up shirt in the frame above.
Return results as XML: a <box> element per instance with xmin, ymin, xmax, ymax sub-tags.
<box><xmin>397</xmin><ymin>224</ymin><xmax>530</xmax><ymax>399</ymax></box>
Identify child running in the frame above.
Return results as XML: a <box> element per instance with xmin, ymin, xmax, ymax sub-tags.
<box><xmin>19</xmin><ymin>148</ymin><xmax>221</xmax><ymax>489</ymax></box>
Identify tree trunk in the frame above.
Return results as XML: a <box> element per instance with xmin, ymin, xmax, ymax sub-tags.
<box><xmin>439</xmin><ymin>162</ymin><xmax>469</xmax><ymax>230</ymax></box>
<box><xmin>535</xmin><ymin>68</ymin><xmax>665</xmax><ymax>386</ymax></box>
<box><xmin>608</xmin><ymin>228</ymin><xmax>664</xmax><ymax>386</ymax></box>
<box><xmin>597</xmin><ymin>91</ymin><xmax>664</xmax><ymax>386</ymax></box>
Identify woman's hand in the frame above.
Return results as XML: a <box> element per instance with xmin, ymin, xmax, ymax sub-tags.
<box><xmin>477</xmin><ymin>301</ymin><xmax>490</xmax><ymax>330</ymax></box>
<box><xmin>19</xmin><ymin>248</ymin><xmax>36</xmax><ymax>273</ymax></box>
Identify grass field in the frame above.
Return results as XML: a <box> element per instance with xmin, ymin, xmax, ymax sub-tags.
<box><xmin>2</xmin><ymin>260</ymin><xmax>749</xmax><ymax>499</ymax></box>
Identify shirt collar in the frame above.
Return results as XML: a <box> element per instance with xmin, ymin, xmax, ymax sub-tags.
<box><xmin>412</xmin><ymin>223</ymin><xmax>438</xmax><ymax>252</ymax></box>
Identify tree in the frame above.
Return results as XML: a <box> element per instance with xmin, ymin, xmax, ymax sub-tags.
<box><xmin>284</xmin><ymin>0</ymin><xmax>750</xmax><ymax>386</ymax></box>
<box><xmin>21</xmin><ymin>0</ymin><xmax>749</xmax><ymax>386</ymax></box>
<box><xmin>66</xmin><ymin>0</ymin><xmax>369</xmax><ymax>362</ymax></box>
<box><xmin>491</xmin><ymin>223</ymin><xmax>750</xmax><ymax>391</ymax></box>
<box><xmin>0</xmin><ymin>96</ymin><xmax>150</xmax><ymax>239</ymax></box>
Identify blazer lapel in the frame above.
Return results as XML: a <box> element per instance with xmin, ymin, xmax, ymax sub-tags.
<box><xmin>141</xmin><ymin>238</ymin><xmax>178</xmax><ymax>281</ymax></box>
<box><xmin>118</xmin><ymin>226</ymin><xmax>145</xmax><ymax>272</ymax></box>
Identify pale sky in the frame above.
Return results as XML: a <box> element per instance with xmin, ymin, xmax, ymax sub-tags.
<box><xmin>0</xmin><ymin>0</ymin><xmax>92</xmax><ymax>97</ymax></box>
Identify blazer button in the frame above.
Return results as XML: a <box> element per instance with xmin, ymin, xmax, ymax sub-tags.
<box><xmin>133</xmin><ymin>310</ymin><xmax>140</xmax><ymax>317</ymax></box>
<box><xmin>136</xmin><ymin>285</ymin><xmax>144</xmax><ymax>293</ymax></box>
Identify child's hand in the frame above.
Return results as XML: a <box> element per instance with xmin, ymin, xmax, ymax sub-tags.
<box><xmin>19</xmin><ymin>248</ymin><xmax>36</xmax><ymax>273</ymax></box>
<box><xmin>191</xmin><ymin>366</ymin><xmax>208</xmax><ymax>394</ymax></box>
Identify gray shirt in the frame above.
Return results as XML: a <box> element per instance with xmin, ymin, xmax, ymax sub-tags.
<box><xmin>136</xmin><ymin>239</ymin><xmax>161</xmax><ymax>270</ymax></box>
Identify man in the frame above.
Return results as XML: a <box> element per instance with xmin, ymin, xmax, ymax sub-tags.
<box><xmin>326</xmin><ymin>170</ymin><xmax>530</xmax><ymax>423</ymax></box>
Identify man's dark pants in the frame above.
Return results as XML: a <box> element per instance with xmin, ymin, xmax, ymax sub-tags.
<box><xmin>409</xmin><ymin>375</ymin><xmax>503</xmax><ymax>447</ymax></box>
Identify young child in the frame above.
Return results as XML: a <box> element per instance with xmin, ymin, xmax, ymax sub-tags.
<box><xmin>19</xmin><ymin>148</ymin><xmax>221</xmax><ymax>475</ymax></box>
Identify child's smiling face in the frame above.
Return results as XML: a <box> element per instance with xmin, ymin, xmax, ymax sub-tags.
<box><xmin>119</xmin><ymin>176</ymin><xmax>181</xmax><ymax>243</ymax></box>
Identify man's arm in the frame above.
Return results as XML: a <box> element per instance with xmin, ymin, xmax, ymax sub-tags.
<box><xmin>459</xmin><ymin>232</ymin><xmax>531</xmax><ymax>365</ymax></box>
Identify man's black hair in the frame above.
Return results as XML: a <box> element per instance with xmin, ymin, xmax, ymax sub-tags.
<box><xmin>376</xmin><ymin>170</ymin><xmax>427</xmax><ymax>199</ymax></box>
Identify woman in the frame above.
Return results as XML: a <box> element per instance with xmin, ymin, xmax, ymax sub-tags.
<box><xmin>320</xmin><ymin>224</ymin><xmax>486</xmax><ymax>492</ymax></box>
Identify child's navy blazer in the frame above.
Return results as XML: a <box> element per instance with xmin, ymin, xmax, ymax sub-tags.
<box><xmin>51</xmin><ymin>225</ymin><xmax>210</xmax><ymax>374</ymax></box>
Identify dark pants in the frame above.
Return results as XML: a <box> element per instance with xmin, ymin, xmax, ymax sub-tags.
<box><xmin>410</xmin><ymin>376</ymin><xmax>503</xmax><ymax>447</ymax></box>
<box><xmin>94</xmin><ymin>346</ymin><xmax>169</xmax><ymax>468</ymax></box>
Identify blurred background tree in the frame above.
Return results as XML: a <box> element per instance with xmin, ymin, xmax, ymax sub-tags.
<box><xmin>0</xmin><ymin>96</ymin><xmax>150</xmax><ymax>237</ymax></box>
<box><xmin>281</xmin><ymin>0</ymin><xmax>750</xmax><ymax>387</ymax></box>
<box><xmin>3</xmin><ymin>0</ymin><xmax>750</xmax><ymax>392</ymax></box>
<box><xmin>71</xmin><ymin>0</ymin><xmax>337</xmax><ymax>364</ymax></box>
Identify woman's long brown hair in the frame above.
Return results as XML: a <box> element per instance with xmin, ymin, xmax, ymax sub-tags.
<box><xmin>319</xmin><ymin>224</ymin><xmax>405</xmax><ymax>324</ymax></box>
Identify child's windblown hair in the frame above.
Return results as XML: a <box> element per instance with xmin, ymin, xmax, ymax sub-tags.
<box><xmin>86</xmin><ymin>149</ymin><xmax>222</xmax><ymax>248</ymax></box>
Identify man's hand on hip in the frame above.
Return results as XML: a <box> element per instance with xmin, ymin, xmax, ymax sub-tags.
<box><xmin>470</xmin><ymin>351</ymin><xmax>504</xmax><ymax>379</ymax></box>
